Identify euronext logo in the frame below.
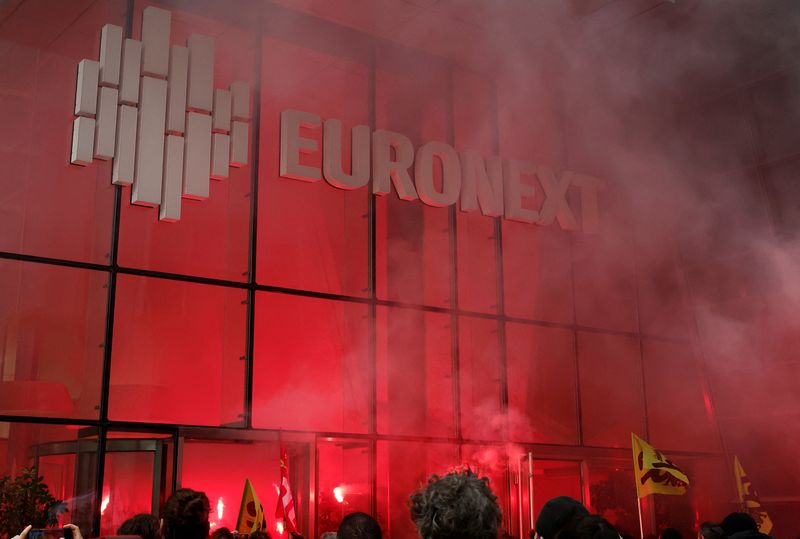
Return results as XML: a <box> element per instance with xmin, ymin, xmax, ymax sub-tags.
<box><xmin>71</xmin><ymin>6</ymin><xmax>250</xmax><ymax>222</ymax></box>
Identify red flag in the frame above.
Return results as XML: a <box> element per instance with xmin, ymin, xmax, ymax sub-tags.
<box><xmin>275</xmin><ymin>446</ymin><xmax>297</xmax><ymax>533</ymax></box>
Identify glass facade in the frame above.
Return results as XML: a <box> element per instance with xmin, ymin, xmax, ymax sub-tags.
<box><xmin>0</xmin><ymin>1</ymin><xmax>742</xmax><ymax>538</ymax></box>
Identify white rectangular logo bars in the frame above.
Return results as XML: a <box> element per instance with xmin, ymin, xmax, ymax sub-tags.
<box><xmin>70</xmin><ymin>6</ymin><xmax>251</xmax><ymax>222</ymax></box>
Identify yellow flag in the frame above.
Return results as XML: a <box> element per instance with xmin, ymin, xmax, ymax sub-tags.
<box><xmin>236</xmin><ymin>479</ymin><xmax>265</xmax><ymax>533</ymax></box>
<box><xmin>734</xmin><ymin>456</ymin><xmax>773</xmax><ymax>535</ymax></box>
<box><xmin>631</xmin><ymin>433</ymin><xmax>690</xmax><ymax>497</ymax></box>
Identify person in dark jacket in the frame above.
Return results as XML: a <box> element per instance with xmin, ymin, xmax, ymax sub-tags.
<box><xmin>720</xmin><ymin>513</ymin><xmax>771</xmax><ymax>539</ymax></box>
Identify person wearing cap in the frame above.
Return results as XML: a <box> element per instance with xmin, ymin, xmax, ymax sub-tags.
<box><xmin>531</xmin><ymin>496</ymin><xmax>590</xmax><ymax>539</ymax></box>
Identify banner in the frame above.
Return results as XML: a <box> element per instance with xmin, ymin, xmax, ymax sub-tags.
<box><xmin>632</xmin><ymin>433</ymin><xmax>689</xmax><ymax>497</ymax></box>
<box><xmin>734</xmin><ymin>456</ymin><xmax>773</xmax><ymax>535</ymax></box>
<box><xmin>275</xmin><ymin>446</ymin><xmax>298</xmax><ymax>533</ymax></box>
<box><xmin>236</xmin><ymin>478</ymin><xmax>265</xmax><ymax>533</ymax></box>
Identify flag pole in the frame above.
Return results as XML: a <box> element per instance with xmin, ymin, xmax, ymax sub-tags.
<box><xmin>636</xmin><ymin>496</ymin><xmax>644</xmax><ymax>539</ymax></box>
<box><xmin>632</xmin><ymin>433</ymin><xmax>644</xmax><ymax>539</ymax></box>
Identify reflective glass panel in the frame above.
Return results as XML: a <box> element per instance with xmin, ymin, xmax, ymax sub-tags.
<box><xmin>376</xmin><ymin>307</ymin><xmax>453</xmax><ymax>437</ymax></box>
<box><xmin>252</xmin><ymin>293</ymin><xmax>369</xmax><ymax>433</ymax></box>
<box><xmin>110</xmin><ymin>275</ymin><xmax>246</xmax><ymax>426</ymax></box>
<box><xmin>0</xmin><ymin>260</ymin><xmax>107</xmax><ymax>419</ymax></box>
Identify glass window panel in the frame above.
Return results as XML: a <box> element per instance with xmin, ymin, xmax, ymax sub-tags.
<box><xmin>257</xmin><ymin>37</ymin><xmax>369</xmax><ymax>296</ymax></box>
<box><xmin>636</xmin><ymin>244</ymin><xmax>694</xmax><ymax>338</ymax></box>
<box><xmin>110</xmin><ymin>275</ymin><xmax>246</xmax><ymax>426</ymax></box>
<box><xmin>497</xmin><ymin>64</ymin><xmax>563</xmax><ymax>167</ymax></box>
<box><xmin>459</xmin><ymin>316</ymin><xmax>503</xmax><ymax>441</ymax></box>
<box><xmin>376</xmin><ymin>440</ymin><xmax>459</xmax><ymax>539</ymax></box>
<box><xmin>374</xmin><ymin>60</ymin><xmax>451</xmax><ymax>308</ymax></box>
<box><xmin>0</xmin><ymin>2</ymin><xmax>120</xmax><ymax>264</ymax></box>
<box><xmin>679</xmin><ymin>168</ymin><xmax>769</xmax><ymax>266</ymax></box>
<box><xmin>38</xmin><ymin>452</ymin><xmax>76</xmax><ymax>522</ymax></box>
<box><xmin>116</xmin><ymin>3</ymin><xmax>256</xmax><ymax>281</ymax></box>
<box><xmin>578</xmin><ymin>332</ymin><xmax>646</xmax><ymax>448</ymax></box>
<box><xmin>642</xmin><ymin>339</ymin><xmax>720</xmax><ymax>452</ymax></box>
<box><xmin>457</xmin><ymin>213</ymin><xmax>498</xmax><ymax>314</ymax></box>
<box><xmin>0</xmin><ymin>421</ymin><xmax>98</xmax><ymax>534</ymax></box>
<box><xmin>376</xmin><ymin>307</ymin><xmax>453</xmax><ymax>437</ymax></box>
<box><xmin>317</xmin><ymin>438</ymin><xmax>371</xmax><ymax>535</ymax></box>
<box><xmin>252</xmin><ymin>293</ymin><xmax>369</xmax><ymax>433</ymax></box>
<box><xmin>502</xmin><ymin>223</ymin><xmax>574</xmax><ymax>323</ymax></box>
<box><xmin>506</xmin><ymin>323</ymin><xmax>578</xmax><ymax>444</ymax></box>
<box><xmin>585</xmin><ymin>459</ymin><xmax>639</xmax><ymax>538</ymax></box>
<box><xmin>514</xmin><ymin>457</ymin><xmax>583</xmax><ymax>539</ymax></box>
<box><xmin>764</xmin><ymin>158</ymin><xmax>800</xmax><ymax>239</ymax></box>
<box><xmin>750</xmin><ymin>70</ymin><xmax>800</xmax><ymax>163</ymax></box>
<box><xmin>572</xmin><ymin>204</ymin><xmax>638</xmax><ymax>333</ymax></box>
<box><xmin>722</xmin><ymin>415</ymin><xmax>800</xmax><ymax>517</ymax></box>
<box><xmin>0</xmin><ymin>260</ymin><xmax>107</xmax><ymax>419</ymax></box>
<box><xmin>531</xmin><ymin>460</ymin><xmax>582</xmax><ymax>526</ymax></box>
<box><xmin>652</xmin><ymin>456</ymin><xmax>730</xmax><ymax>539</ymax></box>
<box><xmin>496</xmin><ymin>61</ymin><xmax>571</xmax><ymax>323</ymax></box>
<box><xmin>180</xmin><ymin>437</ymin><xmax>313</xmax><ymax>536</ymax></box>
<box><xmin>101</xmin><ymin>452</ymin><xmax>154</xmax><ymax>534</ymax></box>
<box><xmin>461</xmin><ymin>444</ymin><xmax>511</xmax><ymax>533</ymax></box>
<box><xmin>453</xmin><ymin>69</ymin><xmax>499</xmax><ymax>314</ymax></box>
<box><xmin>375</xmin><ymin>194</ymin><xmax>451</xmax><ymax>308</ymax></box>
<box><xmin>680</xmin><ymin>93</ymin><xmax>754</xmax><ymax>173</ymax></box>
<box><xmin>100</xmin><ymin>430</ymin><xmax>174</xmax><ymax>536</ymax></box>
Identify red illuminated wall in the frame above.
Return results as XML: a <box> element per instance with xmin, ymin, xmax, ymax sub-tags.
<box><xmin>1</xmin><ymin>0</ymin><xmax>795</xmax><ymax>538</ymax></box>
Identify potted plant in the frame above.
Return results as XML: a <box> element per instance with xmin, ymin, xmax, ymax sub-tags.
<box><xmin>0</xmin><ymin>467</ymin><xmax>67</xmax><ymax>539</ymax></box>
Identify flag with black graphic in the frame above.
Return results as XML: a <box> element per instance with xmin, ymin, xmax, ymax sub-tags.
<box><xmin>734</xmin><ymin>456</ymin><xmax>773</xmax><ymax>535</ymax></box>
<box><xmin>632</xmin><ymin>433</ymin><xmax>690</xmax><ymax>497</ymax></box>
<box><xmin>236</xmin><ymin>478</ymin><xmax>265</xmax><ymax>533</ymax></box>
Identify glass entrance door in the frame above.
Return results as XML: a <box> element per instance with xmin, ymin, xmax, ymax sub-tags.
<box><xmin>513</xmin><ymin>454</ymin><xmax>584</xmax><ymax>538</ymax></box>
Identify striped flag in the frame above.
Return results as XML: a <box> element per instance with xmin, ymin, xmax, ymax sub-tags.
<box><xmin>275</xmin><ymin>445</ymin><xmax>298</xmax><ymax>533</ymax></box>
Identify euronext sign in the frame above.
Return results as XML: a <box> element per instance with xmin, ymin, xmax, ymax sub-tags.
<box><xmin>280</xmin><ymin>109</ymin><xmax>603</xmax><ymax>233</ymax></box>
<box><xmin>72</xmin><ymin>6</ymin><xmax>603</xmax><ymax>232</ymax></box>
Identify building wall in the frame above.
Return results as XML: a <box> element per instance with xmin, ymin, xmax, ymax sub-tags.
<box><xmin>0</xmin><ymin>1</ymin><xmax>754</xmax><ymax>538</ymax></box>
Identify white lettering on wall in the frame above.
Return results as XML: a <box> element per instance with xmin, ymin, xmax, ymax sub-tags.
<box><xmin>372</xmin><ymin>129</ymin><xmax>418</xmax><ymax>200</ymax></box>
<box><xmin>280</xmin><ymin>109</ymin><xmax>322</xmax><ymax>182</ymax></box>
<box><xmin>460</xmin><ymin>151</ymin><xmax>504</xmax><ymax>217</ymax></box>
<box><xmin>323</xmin><ymin>119</ymin><xmax>371</xmax><ymax>189</ymax></box>
<box><xmin>278</xmin><ymin>108</ymin><xmax>605</xmax><ymax>233</ymax></box>
<box><xmin>503</xmin><ymin>160</ymin><xmax>539</xmax><ymax>224</ymax></box>
<box><xmin>414</xmin><ymin>141</ymin><xmax>461</xmax><ymax>207</ymax></box>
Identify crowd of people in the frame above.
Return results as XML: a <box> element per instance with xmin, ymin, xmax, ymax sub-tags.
<box><xmin>9</xmin><ymin>469</ymin><xmax>776</xmax><ymax>539</ymax></box>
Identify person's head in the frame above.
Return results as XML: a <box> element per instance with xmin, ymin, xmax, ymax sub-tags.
<box><xmin>698</xmin><ymin>522</ymin><xmax>726</xmax><ymax>539</ymax></box>
<box><xmin>320</xmin><ymin>533</ymin><xmax>338</xmax><ymax>539</ymax></box>
<box><xmin>163</xmin><ymin>488</ymin><xmax>211</xmax><ymax>539</ymax></box>
<box><xmin>118</xmin><ymin>513</ymin><xmax>161</xmax><ymax>539</ymax></box>
<box><xmin>533</xmin><ymin>497</ymin><xmax>589</xmax><ymax>539</ymax></box>
<box><xmin>721</xmin><ymin>514</ymin><xmax>757</xmax><ymax>537</ymax></box>
<box><xmin>337</xmin><ymin>513</ymin><xmax>381</xmax><ymax>539</ymax></box>
<box><xmin>210</xmin><ymin>528</ymin><xmax>234</xmax><ymax>539</ymax></box>
<box><xmin>660</xmin><ymin>528</ymin><xmax>683</xmax><ymax>539</ymax></box>
<box><xmin>409</xmin><ymin>469</ymin><xmax>501</xmax><ymax>539</ymax></box>
<box><xmin>251</xmin><ymin>532</ymin><xmax>272</xmax><ymax>539</ymax></box>
<box><xmin>555</xmin><ymin>515</ymin><xmax>619</xmax><ymax>539</ymax></box>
